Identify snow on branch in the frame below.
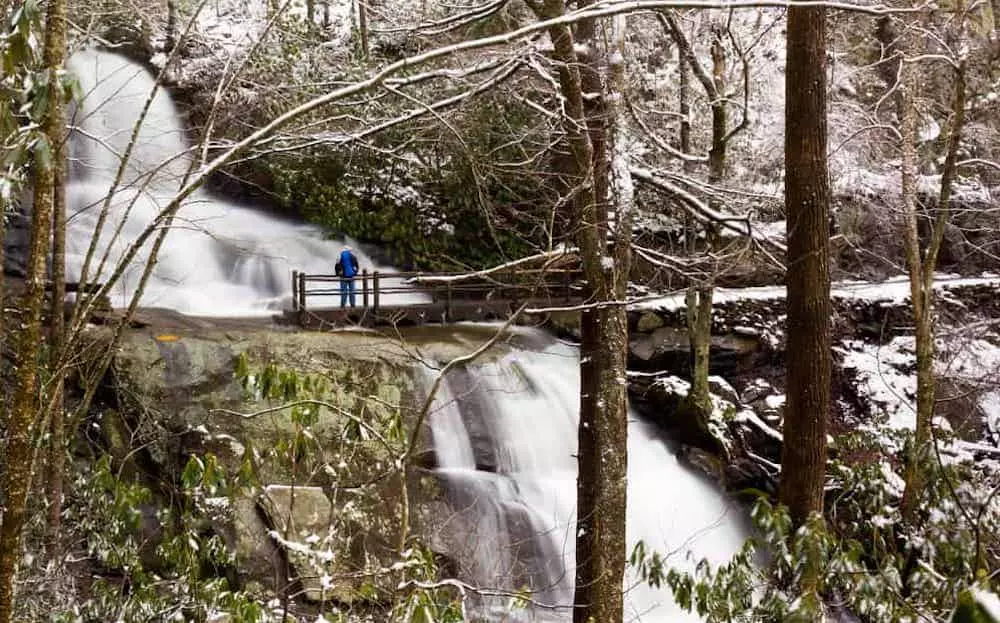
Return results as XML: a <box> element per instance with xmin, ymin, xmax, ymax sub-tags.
<box><xmin>404</xmin><ymin>246</ymin><xmax>579</xmax><ymax>284</ymax></box>
<box><xmin>630</xmin><ymin>166</ymin><xmax>787</xmax><ymax>254</ymax></box>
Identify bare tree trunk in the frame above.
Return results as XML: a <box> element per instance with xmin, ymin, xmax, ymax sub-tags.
<box><xmin>574</xmin><ymin>308</ymin><xmax>599</xmax><ymax>622</ymax></box>
<box><xmin>779</xmin><ymin>1</ymin><xmax>831</xmax><ymax>528</ymax></box>
<box><xmin>0</xmin><ymin>204</ymin><xmax>5</xmax><ymax>344</ymax></box>
<box><xmin>525</xmin><ymin>0</ymin><xmax>628</xmax><ymax>618</ymax></box>
<box><xmin>664</xmin><ymin>13</ymin><xmax>727</xmax><ymax>428</ymax></box>
<box><xmin>685</xmin><ymin>286</ymin><xmax>713</xmax><ymax>414</ymax></box>
<box><xmin>900</xmin><ymin>56</ymin><xmax>966</xmax><ymax>523</ymax></box>
<box><xmin>686</xmin><ymin>22</ymin><xmax>727</xmax><ymax>423</ymax></box>
<box><xmin>357</xmin><ymin>0</ymin><xmax>369</xmax><ymax>57</ymax></box>
<box><xmin>46</xmin><ymin>91</ymin><xmax>68</xmax><ymax>548</ymax></box>
<box><xmin>592</xmin><ymin>15</ymin><xmax>631</xmax><ymax>621</ymax></box>
<box><xmin>899</xmin><ymin>61</ymin><xmax>925</xmax><ymax>524</ymax></box>
<box><xmin>678</xmin><ymin>39</ymin><xmax>695</xmax><ymax>263</ymax></box>
<box><xmin>165</xmin><ymin>0</ymin><xmax>178</xmax><ymax>53</ymax></box>
<box><xmin>708</xmin><ymin>24</ymin><xmax>727</xmax><ymax>184</ymax></box>
<box><xmin>572</xmin><ymin>4</ymin><xmax>618</xmax><ymax>620</ymax></box>
<box><xmin>678</xmin><ymin>40</ymin><xmax>691</xmax><ymax>172</ymax></box>
<box><xmin>0</xmin><ymin>0</ymin><xmax>65</xmax><ymax>615</ymax></box>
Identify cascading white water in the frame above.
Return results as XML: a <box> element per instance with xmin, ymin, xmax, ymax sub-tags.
<box><xmin>62</xmin><ymin>49</ymin><xmax>422</xmax><ymax>315</ymax></box>
<box><xmin>426</xmin><ymin>332</ymin><xmax>749</xmax><ymax>622</ymax></box>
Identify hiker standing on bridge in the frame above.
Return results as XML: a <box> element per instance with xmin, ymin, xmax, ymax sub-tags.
<box><xmin>335</xmin><ymin>245</ymin><xmax>361</xmax><ymax>308</ymax></box>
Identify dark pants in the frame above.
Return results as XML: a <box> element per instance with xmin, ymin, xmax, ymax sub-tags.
<box><xmin>340</xmin><ymin>277</ymin><xmax>356</xmax><ymax>307</ymax></box>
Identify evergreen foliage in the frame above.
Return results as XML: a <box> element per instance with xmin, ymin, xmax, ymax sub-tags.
<box><xmin>634</xmin><ymin>427</ymin><xmax>1000</xmax><ymax>622</ymax></box>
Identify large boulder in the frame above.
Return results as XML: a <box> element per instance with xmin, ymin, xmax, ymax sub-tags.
<box><xmin>89</xmin><ymin>323</ymin><xmax>517</xmax><ymax>604</ymax></box>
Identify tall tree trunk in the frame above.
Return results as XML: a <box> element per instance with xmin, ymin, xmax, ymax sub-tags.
<box><xmin>678</xmin><ymin>36</ymin><xmax>696</xmax><ymax>278</ymax></box>
<box><xmin>46</xmin><ymin>83</ymin><xmax>69</xmax><ymax>548</ymax></box>
<box><xmin>357</xmin><ymin>0</ymin><xmax>369</xmax><ymax>57</ymax></box>
<box><xmin>526</xmin><ymin>0</ymin><xmax>628</xmax><ymax>618</ymax></box>
<box><xmin>899</xmin><ymin>61</ymin><xmax>925</xmax><ymax>524</ymax></box>
<box><xmin>574</xmin><ymin>308</ymin><xmax>598</xmax><ymax>621</ymax></box>
<box><xmin>0</xmin><ymin>203</ymin><xmax>5</xmax><ymax>345</ymax></box>
<box><xmin>708</xmin><ymin>24</ymin><xmax>727</xmax><ymax>184</ymax></box>
<box><xmin>779</xmin><ymin>1</ymin><xmax>831</xmax><ymax>528</ymax></box>
<box><xmin>678</xmin><ymin>39</ymin><xmax>691</xmax><ymax>175</ymax></box>
<box><xmin>685</xmin><ymin>286</ymin><xmax>713</xmax><ymax>415</ymax></box>
<box><xmin>591</xmin><ymin>15</ymin><xmax>631</xmax><ymax>622</ymax></box>
<box><xmin>165</xmin><ymin>0</ymin><xmax>177</xmax><ymax>53</ymax></box>
<box><xmin>900</xmin><ymin>56</ymin><xmax>966</xmax><ymax>523</ymax></box>
<box><xmin>0</xmin><ymin>0</ymin><xmax>66</xmax><ymax>615</ymax></box>
<box><xmin>687</xmin><ymin>22</ymin><xmax>727</xmax><ymax>425</ymax></box>
<box><xmin>572</xmin><ymin>4</ymin><xmax>619</xmax><ymax>620</ymax></box>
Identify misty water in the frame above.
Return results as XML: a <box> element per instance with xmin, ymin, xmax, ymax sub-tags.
<box><xmin>65</xmin><ymin>48</ymin><xmax>420</xmax><ymax>315</ymax></box>
<box><xmin>63</xmin><ymin>49</ymin><xmax>749</xmax><ymax>621</ymax></box>
<box><xmin>425</xmin><ymin>332</ymin><xmax>748</xmax><ymax>622</ymax></box>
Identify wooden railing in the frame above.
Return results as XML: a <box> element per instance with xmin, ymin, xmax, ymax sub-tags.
<box><xmin>291</xmin><ymin>268</ymin><xmax>584</xmax><ymax>318</ymax></box>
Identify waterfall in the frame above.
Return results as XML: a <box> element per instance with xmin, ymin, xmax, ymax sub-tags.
<box><xmin>56</xmin><ymin>48</ymin><xmax>421</xmax><ymax>315</ymax></box>
<box><xmin>426</xmin><ymin>332</ymin><xmax>749</xmax><ymax>622</ymax></box>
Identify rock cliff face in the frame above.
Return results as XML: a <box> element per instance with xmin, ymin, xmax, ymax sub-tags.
<box><xmin>88</xmin><ymin>322</ymin><xmax>520</xmax><ymax>605</ymax></box>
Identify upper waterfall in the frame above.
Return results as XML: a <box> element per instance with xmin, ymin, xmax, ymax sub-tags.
<box><xmin>61</xmin><ymin>48</ymin><xmax>415</xmax><ymax>315</ymax></box>
<box><xmin>425</xmin><ymin>331</ymin><xmax>749</xmax><ymax>622</ymax></box>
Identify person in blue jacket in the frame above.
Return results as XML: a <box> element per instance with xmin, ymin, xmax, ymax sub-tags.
<box><xmin>335</xmin><ymin>246</ymin><xmax>360</xmax><ymax>308</ymax></box>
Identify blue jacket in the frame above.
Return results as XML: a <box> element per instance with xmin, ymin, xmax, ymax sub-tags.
<box><xmin>338</xmin><ymin>249</ymin><xmax>359</xmax><ymax>278</ymax></box>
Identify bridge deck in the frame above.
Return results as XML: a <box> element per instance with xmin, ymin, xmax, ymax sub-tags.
<box><xmin>286</xmin><ymin>297</ymin><xmax>575</xmax><ymax>329</ymax></box>
<box><xmin>290</xmin><ymin>268</ymin><xmax>584</xmax><ymax>328</ymax></box>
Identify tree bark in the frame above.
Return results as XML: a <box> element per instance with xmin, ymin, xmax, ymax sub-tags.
<box><xmin>685</xmin><ymin>286</ymin><xmax>713</xmax><ymax>416</ymax></box>
<box><xmin>687</xmin><ymin>21</ymin><xmax>727</xmax><ymax>423</ymax></box>
<box><xmin>0</xmin><ymin>0</ymin><xmax>65</xmax><ymax>615</ymax></box>
<box><xmin>900</xmin><ymin>55</ymin><xmax>966</xmax><ymax>523</ymax></box>
<box><xmin>165</xmin><ymin>0</ymin><xmax>178</xmax><ymax>53</ymax></box>
<box><xmin>357</xmin><ymin>0</ymin><xmax>369</xmax><ymax>57</ymax></box>
<box><xmin>46</xmin><ymin>73</ymin><xmax>69</xmax><ymax>548</ymax></box>
<box><xmin>665</xmin><ymin>12</ymin><xmax>727</xmax><ymax>428</ymax></box>
<box><xmin>574</xmin><ymin>308</ymin><xmax>598</xmax><ymax>621</ymax></box>
<box><xmin>779</xmin><ymin>1</ymin><xmax>831</xmax><ymax>528</ymax></box>
<box><xmin>678</xmin><ymin>41</ymin><xmax>691</xmax><ymax>176</ymax></box>
<box><xmin>899</xmin><ymin>60</ymin><xmax>925</xmax><ymax>523</ymax></box>
<box><xmin>525</xmin><ymin>0</ymin><xmax>628</xmax><ymax>618</ymax></box>
<box><xmin>0</xmin><ymin>202</ymin><xmax>5</xmax><ymax>344</ymax></box>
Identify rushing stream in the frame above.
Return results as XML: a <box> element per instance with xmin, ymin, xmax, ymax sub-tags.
<box><xmin>426</xmin><ymin>332</ymin><xmax>748</xmax><ymax>622</ymax></box>
<box><xmin>51</xmin><ymin>50</ymin><xmax>749</xmax><ymax>621</ymax></box>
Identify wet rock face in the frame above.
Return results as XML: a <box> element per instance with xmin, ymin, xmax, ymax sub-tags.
<box><xmin>627</xmin><ymin>322</ymin><xmax>765</xmax><ymax>376</ymax></box>
<box><xmin>99</xmin><ymin>326</ymin><xmax>475</xmax><ymax>605</ymax></box>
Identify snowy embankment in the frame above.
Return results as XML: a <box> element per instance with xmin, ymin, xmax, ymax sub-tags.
<box><xmin>631</xmin><ymin>274</ymin><xmax>1000</xmax><ymax>313</ymax></box>
<box><xmin>628</xmin><ymin>273</ymin><xmax>1000</xmax><ymax>491</ymax></box>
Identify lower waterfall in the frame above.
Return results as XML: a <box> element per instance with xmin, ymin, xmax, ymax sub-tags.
<box><xmin>426</xmin><ymin>332</ymin><xmax>748</xmax><ymax>622</ymax></box>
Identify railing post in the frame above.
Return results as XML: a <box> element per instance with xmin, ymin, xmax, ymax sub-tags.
<box><xmin>564</xmin><ymin>269</ymin><xmax>571</xmax><ymax>303</ymax></box>
<box><xmin>362</xmin><ymin>269</ymin><xmax>369</xmax><ymax>309</ymax></box>
<box><xmin>292</xmin><ymin>270</ymin><xmax>299</xmax><ymax>310</ymax></box>
<box><xmin>373</xmin><ymin>271</ymin><xmax>380</xmax><ymax>314</ymax></box>
<box><xmin>298</xmin><ymin>272</ymin><xmax>307</xmax><ymax>311</ymax></box>
<box><xmin>446</xmin><ymin>281</ymin><xmax>452</xmax><ymax>322</ymax></box>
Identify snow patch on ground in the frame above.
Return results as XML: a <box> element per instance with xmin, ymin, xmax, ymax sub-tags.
<box><xmin>980</xmin><ymin>391</ymin><xmax>1000</xmax><ymax>439</ymax></box>
<box><xmin>632</xmin><ymin>274</ymin><xmax>1000</xmax><ymax>312</ymax></box>
<box><xmin>838</xmin><ymin>337</ymin><xmax>916</xmax><ymax>430</ymax></box>
<box><xmin>839</xmin><ymin>333</ymin><xmax>1000</xmax><ymax>449</ymax></box>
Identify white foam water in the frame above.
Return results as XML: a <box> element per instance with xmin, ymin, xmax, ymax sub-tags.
<box><xmin>426</xmin><ymin>334</ymin><xmax>749</xmax><ymax>622</ymax></box>
<box><xmin>64</xmin><ymin>49</ymin><xmax>422</xmax><ymax>315</ymax></box>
